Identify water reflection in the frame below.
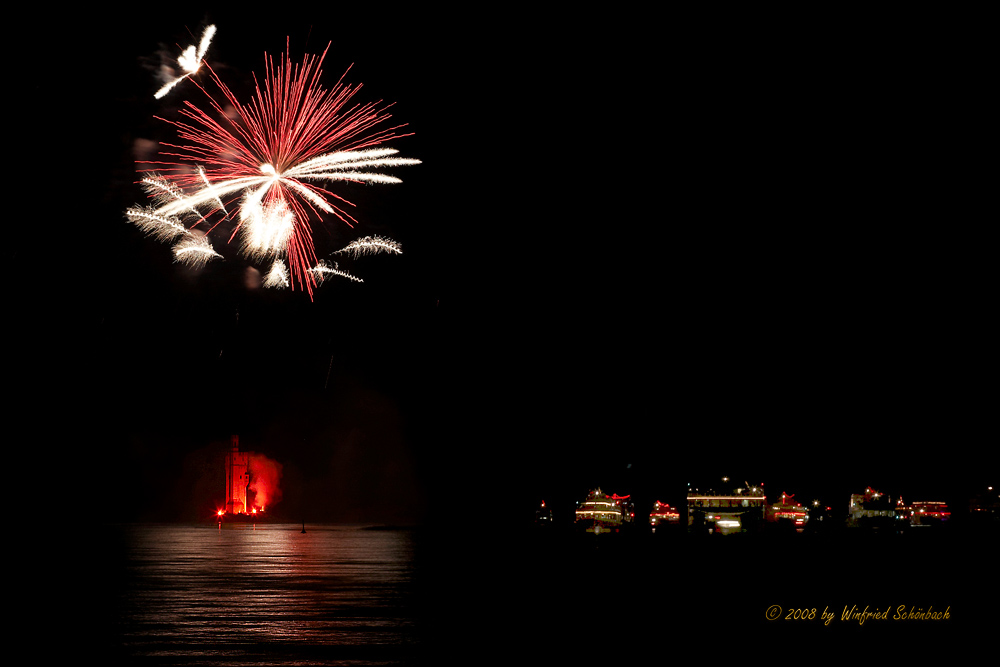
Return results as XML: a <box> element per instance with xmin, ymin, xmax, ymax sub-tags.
<box><xmin>112</xmin><ymin>524</ymin><xmax>419</xmax><ymax>664</ymax></box>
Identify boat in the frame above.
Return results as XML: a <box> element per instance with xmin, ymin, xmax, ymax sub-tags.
<box><xmin>687</xmin><ymin>483</ymin><xmax>766</xmax><ymax>535</ymax></box>
<box><xmin>535</xmin><ymin>500</ymin><xmax>554</xmax><ymax>527</ymax></box>
<box><xmin>765</xmin><ymin>492</ymin><xmax>809</xmax><ymax>530</ymax></box>
<box><xmin>574</xmin><ymin>489</ymin><xmax>626</xmax><ymax>534</ymax></box>
<box><xmin>649</xmin><ymin>501</ymin><xmax>680</xmax><ymax>532</ymax></box>
<box><xmin>909</xmin><ymin>501</ymin><xmax>950</xmax><ymax>526</ymax></box>
<box><xmin>847</xmin><ymin>486</ymin><xmax>905</xmax><ymax>530</ymax></box>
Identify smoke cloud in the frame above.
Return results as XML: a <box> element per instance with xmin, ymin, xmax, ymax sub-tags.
<box><xmin>249</xmin><ymin>454</ymin><xmax>283</xmax><ymax>511</ymax></box>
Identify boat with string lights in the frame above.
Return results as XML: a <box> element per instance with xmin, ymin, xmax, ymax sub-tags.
<box><xmin>649</xmin><ymin>501</ymin><xmax>680</xmax><ymax>532</ymax></box>
<box><xmin>687</xmin><ymin>482</ymin><xmax>767</xmax><ymax>535</ymax></box>
<box><xmin>574</xmin><ymin>489</ymin><xmax>633</xmax><ymax>534</ymax></box>
<box><xmin>765</xmin><ymin>491</ymin><xmax>809</xmax><ymax>530</ymax></box>
<box><xmin>847</xmin><ymin>486</ymin><xmax>906</xmax><ymax>530</ymax></box>
<box><xmin>908</xmin><ymin>501</ymin><xmax>951</xmax><ymax>527</ymax></box>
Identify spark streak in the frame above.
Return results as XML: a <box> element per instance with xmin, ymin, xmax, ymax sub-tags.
<box><xmin>199</xmin><ymin>166</ymin><xmax>229</xmax><ymax>215</ymax></box>
<box><xmin>125</xmin><ymin>206</ymin><xmax>188</xmax><ymax>241</ymax></box>
<box><xmin>333</xmin><ymin>235</ymin><xmax>402</xmax><ymax>259</ymax></box>
<box><xmin>155</xmin><ymin>25</ymin><xmax>216</xmax><ymax>99</ymax></box>
<box><xmin>173</xmin><ymin>234</ymin><xmax>222</xmax><ymax>268</ymax></box>
<box><xmin>311</xmin><ymin>260</ymin><xmax>362</xmax><ymax>284</ymax></box>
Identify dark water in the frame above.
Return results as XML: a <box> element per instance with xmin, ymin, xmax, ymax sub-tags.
<box><xmin>99</xmin><ymin>524</ymin><xmax>427</xmax><ymax>665</ymax></box>
<box><xmin>91</xmin><ymin>522</ymin><xmax>994</xmax><ymax>664</ymax></box>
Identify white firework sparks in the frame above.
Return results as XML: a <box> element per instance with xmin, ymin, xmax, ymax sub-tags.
<box><xmin>310</xmin><ymin>260</ymin><xmax>363</xmax><ymax>284</ymax></box>
<box><xmin>173</xmin><ymin>233</ymin><xmax>222</xmax><ymax>268</ymax></box>
<box><xmin>155</xmin><ymin>24</ymin><xmax>217</xmax><ymax>99</ymax></box>
<box><xmin>126</xmin><ymin>176</ymin><xmax>223</xmax><ymax>267</ymax></box>
<box><xmin>128</xmin><ymin>149</ymin><xmax>415</xmax><ymax>282</ymax></box>
<box><xmin>140</xmin><ymin>175</ymin><xmax>212</xmax><ymax>225</ymax></box>
<box><xmin>333</xmin><ymin>235</ymin><xmax>402</xmax><ymax>259</ymax></box>
<box><xmin>125</xmin><ymin>206</ymin><xmax>189</xmax><ymax>242</ymax></box>
<box><xmin>263</xmin><ymin>260</ymin><xmax>290</xmax><ymax>288</ymax></box>
<box><xmin>239</xmin><ymin>194</ymin><xmax>295</xmax><ymax>261</ymax></box>
<box><xmin>125</xmin><ymin>206</ymin><xmax>223</xmax><ymax>268</ymax></box>
<box><xmin>175</xmin><ymin>150</ymin><xmax>414</xmax><ymax>216</ymax></box>
<box><xmin>198</xmin><ymin>166</ymin><xmax>229</xmax><ymax>215</ymax></box>
<box><xmin>138</xmin><ymin>150</ymin><xmax>417</xmax><ymax>222</ymax></box>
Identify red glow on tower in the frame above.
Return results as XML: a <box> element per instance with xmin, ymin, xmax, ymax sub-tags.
<box><xmin>223</xmin><ymin>435</ymin><xmax>283</xmax><ymax>516</ymax></box>
<box><xmin>225</xmin><ymin>435</ymin><xmax>250</xmax><ymax>514</ymax></box>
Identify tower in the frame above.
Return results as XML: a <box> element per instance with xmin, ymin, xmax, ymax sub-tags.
<box><xmin>225</xmin><ymin>435</ymin><xmax>250</xmax><ymax>514</ymax></box>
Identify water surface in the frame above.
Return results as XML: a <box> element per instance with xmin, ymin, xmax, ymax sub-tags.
<box><xmin>101</xmin><ymin>523</ymin><xmax>424</xmax><ymax>665</ymax></box>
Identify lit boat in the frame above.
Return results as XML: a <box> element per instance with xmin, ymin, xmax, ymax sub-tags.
<box><xmin>649</xmin><ymin>501</ymin><xmax>680</xmax><ymax>532</ymax></box>
<box><xmin>847</xmin><ymin>486</ymin><xmax>903</xmax><ymax>529</ymax></box>
<box><xmin>765</xmin><ymin>492</ymin><xmax>809</xmax><ymax>530</ymax></box>
<box><xmin>535</xmin><ymin>500</ymin><xmax>554</xmax><ymax>527</ymax></box>
<box><xmin>574</xmin><ymin>489</ymin><xmax>625</xmax><ymax>534</ymax></box>
<box><xmin>687</xmin><ymin>483</ymin><xmax>766</xmax><ymax>535</ymax></box>
<box><xmin>909</xmin><ymin>501</ymin><xmax>950</xmax><ymax>526</ymax></box>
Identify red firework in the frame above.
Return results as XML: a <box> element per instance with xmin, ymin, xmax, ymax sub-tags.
<box><xmin>136</xmin><ymin>39</ymin><xmax>417</xmax><ymax>297</ymax></box>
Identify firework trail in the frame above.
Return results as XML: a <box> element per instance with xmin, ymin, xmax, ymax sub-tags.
<box><xmin>173</xmin><ymin>233</ymin><xmax>222</xmax><ymax>268</ymax></box>
<box><xmin>311</xmin><ymin>260</ymin><xmax>363</xmax><ymax>284</ymax></box>
<box><xmin>198</xmin><ymin>166</ymin><xmax>229</xmax><ymax>215</ymax></box>
<box><xmin>155</xmin><ymin>24</ymin><xmax>216</xmax><ymax>99</ymax></box>
<box><xmin>333</xmin><ymin>235</ymin><xmax>403</xmax><ymax>259</ymax></box>
<box><xmin>130</xmin><ymin>39</ymin><xmax>418</xmax><ymax>296</ymax></box>
<box><xmin>125</xmin><ymin>205</ymin><xmax>187</xmax><ymax>242</ymax></box>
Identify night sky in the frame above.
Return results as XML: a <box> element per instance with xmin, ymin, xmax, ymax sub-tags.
<box><xmin>16</xmin><ymin>9</ymin><xmax>993</xmax><ymax>528</ymax></box>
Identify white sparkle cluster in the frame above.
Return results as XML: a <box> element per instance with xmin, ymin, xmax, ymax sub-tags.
<box><xmin>127</xmin><ymin>148</ymin><xmax>413</xmax><ymax>283</ymax></box>
<box><xmin>263</xmin><ymin>260</ymin><xmax>290</xmax><ymax>288</ymax></box>
<box><xmin>155</xmin><ymin>25</ymin><xmax>216</xmax><ymax>99</ymax></box>
<box><xmin>334</xmin><ymin>235</ymin><xmax>403</xmax><ymax>259</ymax></box>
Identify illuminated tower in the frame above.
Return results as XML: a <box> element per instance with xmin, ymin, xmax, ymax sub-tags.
<box><xmin>225</xmin><ymin>435</ymin><xmax>250</xmax><ymax>514</ymax></box>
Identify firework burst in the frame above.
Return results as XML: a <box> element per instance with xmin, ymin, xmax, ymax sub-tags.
<box><xmin>130</xmin><ymin>38</ymin><xmax>418</xmax><ymax>297</ymax></box>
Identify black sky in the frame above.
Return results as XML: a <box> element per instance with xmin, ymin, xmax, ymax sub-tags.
<box><xmin>16</xmin><ymin>9</ymin><xmax>993</xmax><ymax>526</ymax></box>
